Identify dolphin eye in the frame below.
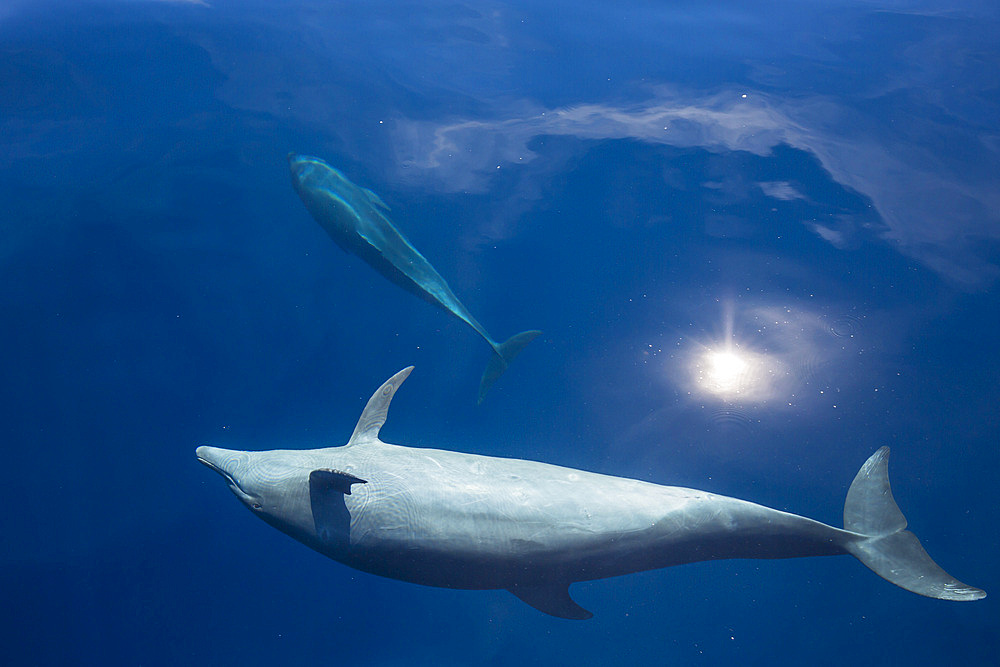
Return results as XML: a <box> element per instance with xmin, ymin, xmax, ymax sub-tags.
<box><xmin>251</xmin><ymin>502</ymin><xmax>262</xmax><ymax>510</ymax></box>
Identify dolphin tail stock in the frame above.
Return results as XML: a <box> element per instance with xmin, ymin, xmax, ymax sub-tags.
<box><xmin>842</xmin><ymin>447</ymin><xmax>985</xmax><ymax>601</ymax></box>
<box><xmin>477</xmin><ymin>329</ymin><xmax>543</xmax><ymax>404</ymax></box>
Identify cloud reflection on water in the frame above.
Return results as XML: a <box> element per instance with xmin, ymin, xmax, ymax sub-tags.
<box><xmin>390</xmin><ymin>88</ymin><xmax>999</xmax><ymax>287</ymax></box>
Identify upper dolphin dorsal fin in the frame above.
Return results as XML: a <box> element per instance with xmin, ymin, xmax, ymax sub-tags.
<box><xmin>347</xmin><ymin>366</ymin><xmax>414</xmax><ymax>445</ymax></box>
<box><xmin>362</xmin><ymin>187</ymin><xmax>391</xmax><ymax>211</ymax></box>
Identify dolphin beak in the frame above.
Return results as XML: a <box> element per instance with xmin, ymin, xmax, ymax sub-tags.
<box><xmin>196</xmin><ymin>446</ymin><xmax>259</xmax><ymax>507</ymax></box>
<box><xmin>196</xmin><ymin>445</ymin><xmax>230</xmax><ymax>473</ymax></box>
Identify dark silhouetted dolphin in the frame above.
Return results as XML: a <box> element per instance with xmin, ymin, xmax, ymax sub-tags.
<box><xmin>289</xmin><ymin>154</ymin><xmax>539</xmax><ymax>403</ymax></box>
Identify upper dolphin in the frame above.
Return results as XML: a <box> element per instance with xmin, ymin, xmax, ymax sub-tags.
<box><xmin>288</xmin><ymin>153</ymin><xmax>540</xmax><ymax>403</ymax></box>
<box><xmin>197</xmin><ymin>367</ymin><xmax>985</xmax><ymax>620</ymax></box>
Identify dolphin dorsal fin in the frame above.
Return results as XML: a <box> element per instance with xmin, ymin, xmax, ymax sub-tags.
<box><xmin>363</xmin><ymin>187</ymin><xmax>391</xmax><ymax>211</ymax></box>
<box><xmin>347</xmin><ymin>366</ymin><xmax>414</xmax><ymax>445</ymax></box>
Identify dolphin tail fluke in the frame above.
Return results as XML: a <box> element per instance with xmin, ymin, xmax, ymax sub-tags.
<box><xmin>477</xmin><ymin>330</ymin><xmax>542</xmax><ymax>404</ymax></box>
<box><xmin>842</xmin><ymin>447</ymin><xmax>985</xmax><ymax>601</ymax></box>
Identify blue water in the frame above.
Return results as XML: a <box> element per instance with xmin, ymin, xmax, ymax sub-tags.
<box><xmin>2</xmin><ymin>0</ymin><xmax>997</xmax><ymax>664</ymax></box>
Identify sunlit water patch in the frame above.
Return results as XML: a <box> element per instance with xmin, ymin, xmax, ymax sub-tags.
<box><xmin>673</xmin><ymin>299</ymin><xmax>855</xmax><ymax>411</ymax></box>
<box><xmin>691</xmin><ymin>345</ymin><xmax>779</xmax><ymax>401</ymax></box>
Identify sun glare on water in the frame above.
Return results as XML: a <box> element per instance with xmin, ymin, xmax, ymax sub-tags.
<box><xmin>691</xmin><ymin>340</ymin><xmax>777</xmax><ymax>402</ymax></box>
<box><xmin>705</xmin><ymin>350</ymin><xmax>748</xmax><ymax>393</ymax></box>
<box><xmin>675</xmin><ymin>300</ymin><xmax>825</xmax><ymax>405</ymax></box>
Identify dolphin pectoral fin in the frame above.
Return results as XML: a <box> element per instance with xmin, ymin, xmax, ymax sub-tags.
<box><xmin>362</xmin><ymin>187</ymin><xmax>391</xmax><ymax>211</ymax></box>
<box><xmin>348</xmin><ymin>367</ymin><xmax>414</xmax><ymax>445</ymax></box>
<box><xmin>309</xmin><ymin>469</ymin><xmax>367</xmax><ymax>495</ymax></box>
<box><xmin>508</xmin><ymin>583</ymin><xmax>593</xmax><ymax>620</ymax></box>
<box><xmin>309</xmin><ymin>470</ymin><xmax>366</xmax><ymax>544</ymax></box>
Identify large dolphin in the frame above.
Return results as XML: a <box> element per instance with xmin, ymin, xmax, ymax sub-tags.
<box><xmin>288</xmin><ymin>154</ymin><xmax>540</xmax><ymax>403</ymax></box>
<box><xmin>196</xmin><ymin>367</ymin><xmax>985</xmax><ymax>619</ymax></box>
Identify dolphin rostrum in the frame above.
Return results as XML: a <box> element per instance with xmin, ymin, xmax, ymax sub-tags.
<box><xmin>288</xmin><ymin>154</ymin><xmax>540</xmax><ymax>403</ymax></box>
<box><xmin>196</xmin><ymin>367</ymin><xmax>985</xmax><ymax>619</ymax></box>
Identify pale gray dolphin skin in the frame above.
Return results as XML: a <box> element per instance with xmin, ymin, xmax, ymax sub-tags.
<box><xmin>288</xmin><ymin>154</ymin><xmax>540</xmax><ymax>403</ymax></box>
<box><xmin>196</xmin><ymin>367</ymin><xmax>985</xmax><ymax>619</ymax></box>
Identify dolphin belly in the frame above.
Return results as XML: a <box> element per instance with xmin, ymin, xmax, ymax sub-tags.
<box><xmin>333</xmin><ymin>446</ymin><xmax>848</xmax><ymax>589</ymax></box>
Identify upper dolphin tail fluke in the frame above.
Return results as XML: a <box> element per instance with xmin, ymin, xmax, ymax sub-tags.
<box><xmin>843</xmin><ymin>447</ymin><xmax>986</xmax><ymax>601</ymax></box>
<box><xmin>478</xmin><ymin>330</ymin><xmax>542</xmax><ymax>404</ymax></box>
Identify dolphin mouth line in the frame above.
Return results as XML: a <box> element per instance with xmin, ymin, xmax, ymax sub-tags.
<box><xmin>196</xmin><ymin>454</ymin><xmax>253</xmax><ymax>499</ymax></box>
